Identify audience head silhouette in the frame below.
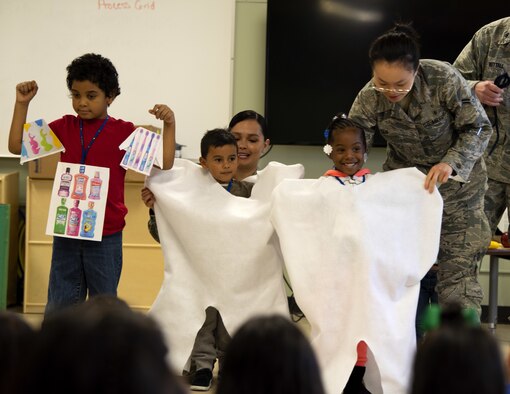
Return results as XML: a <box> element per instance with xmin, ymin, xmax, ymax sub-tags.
<box><xmin>0</xmin><ymin>311</ymin><xmax>37</xmax><ymax>393</ymax></box>
<box><xmin>411</xmin><ymin>302</ymin><xmax>506</xmax><ymax>394</ymax></box>
<box><xmin>20</xmin><ymin>295</ymin><xmax>185</xmax><ymax>394</ymax></box>
<box><xmin>216</xmin><ymin>314</ymin><xmax>325</xmax><ymax>394</ymax></box>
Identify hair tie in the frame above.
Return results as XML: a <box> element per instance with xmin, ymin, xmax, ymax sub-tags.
<box><xmin>421</xmin><ymin>304</ymin><xmax>480</xmax><ymax>333</ymax></box>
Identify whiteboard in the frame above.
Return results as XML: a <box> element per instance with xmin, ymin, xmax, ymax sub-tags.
<box><xmin>0</xmin><ymin>0</ymin><xmax>235</xmax><ymax>160</ymax></box>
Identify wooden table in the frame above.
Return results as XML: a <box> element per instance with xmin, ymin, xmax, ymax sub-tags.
<box><xmin>486</xmin><ymin>248</ymin><xmax>510</xmax><ymax>333</ymax></box>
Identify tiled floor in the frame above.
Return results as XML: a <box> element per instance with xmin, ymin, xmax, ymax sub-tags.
<box><xmin>9</xmin><ymin>308</ymin><xmax>510</xmax><ymax>393</ymax></box>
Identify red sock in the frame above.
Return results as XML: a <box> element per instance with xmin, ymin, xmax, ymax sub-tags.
<box><xmin>356</xmin><ymin>341</ymin><xmax>368</xmax><ymax>367</ymax></box>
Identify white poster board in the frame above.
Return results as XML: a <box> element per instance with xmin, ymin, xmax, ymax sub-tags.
<box><xmin>46</xmin><ymin>162</ymin><xmax>110</xmax><ymax>241</ymax></box>
<box><xmin>0</xmin><ymin>0</ymin><xmax>235</xmax><ymax>160</ymax></box>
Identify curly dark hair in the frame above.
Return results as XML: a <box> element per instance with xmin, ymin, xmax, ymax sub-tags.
<box><xmin>66</xmin><ymin>53</ymin><xmax>121</xmax><ymax>98</ymax></box>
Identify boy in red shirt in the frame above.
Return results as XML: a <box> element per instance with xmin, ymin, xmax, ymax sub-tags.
<box><xmin>8</xmin><ymin>53</ymin><xmax>175</xmax><ymax>314</ymax></box>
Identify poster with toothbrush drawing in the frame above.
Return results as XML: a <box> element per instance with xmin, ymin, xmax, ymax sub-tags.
<box><xmin>119</xmin><ymin>127</ymin><xmax>162</xmax><ymax>175</ymax></box>
<box><xmin>20</xmin><ymin>119</ymin><xmax>64</xmax><ymax>164</ymax></box>
<box><xmin>45</xmin><ymin>162</ymin><xmax>109</xmax><ymax>242</ymax></box>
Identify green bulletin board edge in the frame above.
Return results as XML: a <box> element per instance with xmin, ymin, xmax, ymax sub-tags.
<box><xmin>0</xmin><ymin>204</ymin><xmax>10</xmax><ymax>310</ymax></box>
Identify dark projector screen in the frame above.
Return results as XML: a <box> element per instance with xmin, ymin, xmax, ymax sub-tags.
<box><xmin>265</xmin><ymin>0</ymin><xmax>504</xmax><ymax>146</ymax></box>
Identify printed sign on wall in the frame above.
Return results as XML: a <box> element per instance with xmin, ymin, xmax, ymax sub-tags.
<box><xmin>45</xmin><ymin>162</ymin><xmax>109</xmax><ymax>242</ymax></box>
<box><xmin>21</xmin><ymin>119</ymin><xmax>64</xmax><ymax>164</ymax></box>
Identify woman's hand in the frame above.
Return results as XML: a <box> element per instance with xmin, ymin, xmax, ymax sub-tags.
<box><xmin>474</xmin><ymin>80</ymin><xmax>504</xmax><ymax>107</ymax></box>
<box><xmin>424</xmin><ymin>162</ymin><xmax>453</xmax><ymax>193</ymax></box>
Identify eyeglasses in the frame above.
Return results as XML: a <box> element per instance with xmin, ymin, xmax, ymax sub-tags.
<box><xmin>371</xmin><ymin>86</ymin><xmax>412</xmax><ymax>94</ymax></box>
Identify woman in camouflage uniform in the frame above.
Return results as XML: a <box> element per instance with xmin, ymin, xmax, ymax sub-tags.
<box><xmin>349</xmin><ymin>23</ymin><xmax>492</xmax><ymax>314</ymax></box>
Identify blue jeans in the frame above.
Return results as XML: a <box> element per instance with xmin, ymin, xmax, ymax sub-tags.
<box><xmin>46</xmin><ymin>232</ymin><xmax>123</xmax><ymax>314</ymax></box>
<box><xmin>416</xmin><ymin>268</ymin><xmax>438</xmax><ymax>340</ymax></box>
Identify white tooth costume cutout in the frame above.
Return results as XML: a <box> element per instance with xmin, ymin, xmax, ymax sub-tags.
<box><xmin>146</xmin><ymin>159</ymin><xmax>304</xmax><ymax>371</ymax></box>
<box><xmin>271</xmin><ymin>167</ymin><xmax>443</xmax><ymax>394</ymax></box>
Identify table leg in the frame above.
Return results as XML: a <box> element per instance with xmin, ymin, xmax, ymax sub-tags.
<box><xmin>488</xmin><ymin>255</ymin><xmax>499</xmax><ymax>333</ymax></box>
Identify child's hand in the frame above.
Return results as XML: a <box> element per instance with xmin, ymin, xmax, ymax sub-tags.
<box><xmin>149</xmin><ymin>104</ymin><xmax>175</xmax><ymax>125</ymax></box>
<box><xmin>141</xmin><ymin>186</ymin><xmax>156</xmax><ymax>208</ymax></box>
<box><xmin>150</xmin><ymin>104</ymin><xmax>176</xmax><ymax>170</ymax></box>
<box><xmin>16</xmin><ymin>81</ymin><xmax>38</xmax><ymax>104</ymax></box>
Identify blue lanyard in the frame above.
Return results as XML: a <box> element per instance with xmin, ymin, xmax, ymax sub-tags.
<box><xmin>334</xmin><ymin>175</ymin><xmax>366</xmax><ymax>185</ymax></box>
<box><xmin>79</xmin><ymin>116</ymin><xmax>109</xmax><ymax>164</ymax></box>
<box><xmin>335</xmin><ymin>176</ymin><xmax>345</xmax><ymax>185</ymax></box>
<box><xmin>226</xmin><ymin>179</ymin><xmax>233</xmax><ymax>192</ymax></box>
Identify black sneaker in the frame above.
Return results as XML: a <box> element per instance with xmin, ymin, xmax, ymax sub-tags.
<box><xmin>190</xmin><ymin>368</ymin><xmax>213</xmax><ymax>391</ymax></box>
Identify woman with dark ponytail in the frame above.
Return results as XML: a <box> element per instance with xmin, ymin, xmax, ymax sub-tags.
<box><xmin>349</xmin><ymin>23</ymin><xmax>492</xmax><ymax>320</ymax></box>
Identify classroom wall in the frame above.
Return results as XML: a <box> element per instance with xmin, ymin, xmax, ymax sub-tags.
<box><xmin>2</xmin><ymin>0</ymin><xmax>507</xmax><ymax>309</ymax></box>
<box><xmin>232</xmin><ymin>0</ymin><xmax>386</xmax><ymax>177</ymax></box>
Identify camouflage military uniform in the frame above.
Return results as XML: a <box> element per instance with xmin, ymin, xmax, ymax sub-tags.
<box><xmin>454</xmin><ymin>17</ymin><xmax>510</xmax><ymax>234</ymax></box>
<box><xmin>349</xmin><ymin>59</ymin><xmax>493</xmax><ymax>313</ymax></box>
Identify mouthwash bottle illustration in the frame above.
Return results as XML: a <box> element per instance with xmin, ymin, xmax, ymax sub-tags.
<box><xmin>58</xmin><ymin>167</ymin><xmax>72</xmax><ymax>197</ymax></box>
<box><xmin>66</xmin><ymin>200</ymin><xmax>82</xmax><ymax>236</ymax></box>
<box><xmin>88</xmin><ymin>171</ymin><xmax>102</xmax><ymax>200</ymax></box>
<box><xmin>53</xmin><ymin>198</ymin><xmax>68</xmax><ymax>234</ymax></box>
<box><xmin>80</xmin><ymin>201</ymin><xmax>97</xmax><ymax>238</ymax></box>
<box><xmin>71</xmin><ymin>165</ymin><xmax>89</xmax><ymax>200</ymax></box>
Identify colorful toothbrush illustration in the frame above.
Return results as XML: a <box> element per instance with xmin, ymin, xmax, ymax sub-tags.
<box><xmin>133</xmin><ymin>130</ymin><xmax>149</xmax><ymax>168</ymax></box>
<box><xmin>122</xmin><ymin>133</ymin><xmax>136</xmax><ymax>165</ymax></box>
<box><xmin>139</xmin><ymin>132</ymin><xmax>156</xmax><ymax>171</ymax></box>
<box><xmin>144</xmin><ymin>134</ymin><xmax>160</xmax><ymax>171</ymax></box>
<box><xmin>128</xmin><ymin>129</ymin><xmax>144</xmax><ymax>167</ymax></box>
